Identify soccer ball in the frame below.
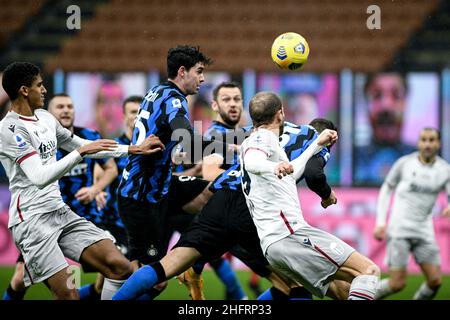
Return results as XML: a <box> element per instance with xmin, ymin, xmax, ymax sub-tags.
<box><xmin>271</xmin><ymin>32</ymin><xmax>310</xmax><ymax>70</ymax></box>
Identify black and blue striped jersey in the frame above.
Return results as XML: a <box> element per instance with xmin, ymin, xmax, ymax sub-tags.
<box><xmin>204</xmin><ymin>121</ymin><xmax>242</xmax><ymax>170</ymax></box>
<box><xmin>209</xmin><ymin>122</ymin><xmax>330</xmax><ymax>192</ymax></box>
<box><xmin>118</xmin><ymin>81</ymin><xmax>191</xmax><ymax>203</ymax></box>
<box><xmin>57</xmin><ymin>126</ymin><xmax>107</xmax><ymax>224</ymax></box>
<box><xmin>102</xmin><ymin>134</ymin><xmax>130</xmax><ymax>228</ymax></box>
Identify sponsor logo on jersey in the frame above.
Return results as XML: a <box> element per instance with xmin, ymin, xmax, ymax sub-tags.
<box><xmin>14</xmin><ymin>134</ymin><xmax>26</xmax><ymax>148</ymax></box>
<box><xmin>8</xmin><ymin>124</ymin><xmax>15</xmax><ymax>133</ymax></box>
<box><xmin>38</xmin><ymin>140</ymin><xmax>57</xmax><ymax>160</ymax></box>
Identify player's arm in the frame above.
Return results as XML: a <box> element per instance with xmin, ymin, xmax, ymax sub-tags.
<box><xmin>291</xmin><ymin>129</ymin><xmax>337</xmax><ymax>181</ymax></box>
<box><xmin>373</xmin><ymin>156</ymin><xmax>405</xmax><ymax>240</ymax></box>
<box><xmin>55</xmin><ymin>120</ymin><xmax>163</xmax><ymax>157</ymax></box>
<box><xmin>303</xmin><ymin>155</ymin><xmax>336</xmax><ymax>208</ymax></box>
<box><xmin>373</xmin><ymin>182</ymin><xmax>394</xmax><ymax>241</ymax></box>
<box><xmin>170</xmin><ymin>116</ymin><xmax>235</xmax><ymax>164</ymax></box>
<box><xmin>442</xmin><ymin>170</ymin><xmax>450</xmax><ymax>218</ymax></box>
<box><xmin>76</xmin><ymin>158</ymin><xmax>118</xmax><ymax>205</ymax></box>
<box><xmin>202</xmin><ymin>154</ymin><xmax>225</xmax><ymax>181</ymax></box>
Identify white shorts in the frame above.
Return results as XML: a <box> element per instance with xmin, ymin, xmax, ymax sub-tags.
<box><xmin>266</xmin><ymin>225</ymin><xmax>355</xmax><ymax>298</ymax></box>
<box><xmin>386</xmin><ymin>237</ymin><xmax>440</xmax><ymax>269</ymax></box>
<box><xmin>11</xmin><ymin>205</ymin><xmax>113</xmax><ymax>287</ymax></box>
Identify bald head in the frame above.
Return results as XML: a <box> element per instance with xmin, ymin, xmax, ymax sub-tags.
<box><xmin>249</xmin><ymin>92</ymin><xmax>283</xmax><ymax>127</ymax></box>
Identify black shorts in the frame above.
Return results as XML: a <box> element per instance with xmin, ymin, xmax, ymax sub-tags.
<box><xmin>167</xmin><ymin>175</ymin><xmax>210</xmax><ymax>233</ymax></box>
<box><xmin>175</xmin><ymin>189</ymin><xmax>269</xmax><ymax>273</ymax></box>
<box><xmin>118</xmin><ymin>195</ymin><xmax>170</xmax><ymax>264</ymax></box>
<box><xmin>118</xmin><ymin>175</ymin><xmax>209</xmax><ymax>264</ymax></box>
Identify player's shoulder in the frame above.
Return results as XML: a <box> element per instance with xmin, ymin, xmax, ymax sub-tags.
<box><xmin>35</xmin><ymin>108</ymin><xmax>53</xmax><ymax>118</ymax></box>
<box><xmin>434</xmin><ymin>155</ymin><xmax>450</xmax><ymax>169</ymax></box>
<box><xmin>395</xmin><ymin>152</ymin><xmax>417</xmax><ymax>167</ymax></box>
<box><xmin>247</xmin><ymin>128</ymin><xmax>278</xmax><ymax>145</ymax></box>
<box><xmin>0</xmin><ymin>112</ymin><xmax>27</xmax><ymax>139</ymax></box>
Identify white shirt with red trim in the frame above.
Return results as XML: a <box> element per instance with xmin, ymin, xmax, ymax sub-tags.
<box><xmin>0</xmin><ymin>109</ymin><xmax>75</xmax><ymax>227</ymax></box>
<box><xmin>240</xmin><ymin>128</ymin><xmax>309</xmax><ymax>254</ymax></box>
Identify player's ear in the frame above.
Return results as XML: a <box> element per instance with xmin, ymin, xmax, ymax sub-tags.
<box><xmin>211</xmin><ymin>100</ymin><xmax>219</xmax><ymax>112</ymax></box>
<box><xmin>178</xmin><ymin>66</ymin><xmax>186</xmax><ymax>78</ymax></box>
<box><xmin>19</xmin><ymin>85</ymin><xmax>29</xmax><ymax>98</ymax></box>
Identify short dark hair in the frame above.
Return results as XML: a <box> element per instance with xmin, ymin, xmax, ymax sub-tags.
<box><xmin>249</xmin><ymin>92</ymin><xmax>282</xmax><ymax>127</ymax></box>
<box><xmin>2</xmin><ymin>62</ymin><xmax>41</xmax><ymax>100</ymax></box>
<box><xmin>122</xmin><ymin>95</ymin><xmax>143</xmax><ymax>113</ymax></box>
<box><xmin>212</xmin><ymin>81</ymin><xmax>242</xmax><ymax>101</ymax></box>
<box><xmin>167</xmin><ymin>45</ymin><xmax>212</xmax><ymax>79</ymax></box>
<box><xmin>309</xmin><ymin>118</ymin><xmax>338</xmax><ymax>133</ymax></box>
<box><xmin>46</xmin><ymin>93</ymin><xmax>70</xmax><ymax>110</ymax></box>
<box><xmin>421</xmin><ymin>127</ymin><xmax>440</xmax><ymax>140</ymax></box>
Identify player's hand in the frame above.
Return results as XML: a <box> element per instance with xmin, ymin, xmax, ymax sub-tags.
<box><xmin>442</xmin><ymin>207</ymin><xmax>450</xmax><ymax>218</ymax></box>
<box><xmin>373</xmin><ymin>226</ymin><xmax>386</xmax><ymax>241</ymax></box>
<box><xmin>78</xmin><ymin>139</ymin><xmax>118</xmax><ymax>156</ymax></box>
<box><xmin>317</xmin><ymin>129</ymin><xmax>338</xmax><ymax>147</ymax></box>
<box><xmin>75</xmin><ymin>186</ymin><xmax>100</xmax><ymax>205</ymax></box>
<box><xmin>274</xmin><ymin>161</ymin><xmax>294</xmax><ymax>179</ymax></box>
<box><xmin>172</xmin><ymin>145</ymin><xmax>188</xmax><ymax>164</ymax></box>
<box><xmin>95</xmin><ymin>191</ymin><xmax>107</xmax><ymax>210</ymax></box>
<box><xmin>133</xmin><ymin>134</ymin><xmax>165</xmax><ymax>155</ymax></box>
<box><xmin>321</xmin><ymin>190</ymin><xmax>337</xmax><ymax>208</ymax></box>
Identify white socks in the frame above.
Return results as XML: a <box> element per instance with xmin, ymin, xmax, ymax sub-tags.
<box><xmin>101</xmin><ymin>278</ymin><xmax>126</xmax><ymax>300</ymax></box>
<box><xmin>348</xmin><ymin>275</ymin><xmax>379</xmax><ymax>300</ymax></box>
<box><xmin>375</xmin><ymin>278</ymin><xmax>393</xmax><ymax>300</ymax></box>
<box><xmin>413</xmin><ymin>282</ymin><xmax>439</xmax><ymax>300</ymax></box>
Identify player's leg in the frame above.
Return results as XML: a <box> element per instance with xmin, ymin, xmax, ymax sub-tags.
<box><xmin>77</xmin><ymin>273</ymin><xmax>102</xmax><ymax>300</ymax></box>
<box><xmin>209</xmin><ymin>257</ymin><xmax>247</xmax><ymax>300</ymax></box>
<box><xmin>375</xmin><ymin>237</ymin><xmax>410</xmax><ymax>299</ymax></box>
<box><xmin>11</xmin><ymin>209</ymin><xmax>78</xmax><ymax>300</ymax></box>
<box><xmin>44</xmin><ymin>267</ymin><xmax>79</xmax><ymax>300</ymax></box>
<box><xmin>412</xmin><ymin>238</ymin><xmax>442</xmax><ymax>300</ymax></box>
<box><xmin>414</xmin><ymin>264</ymin><xmax>441</xmax><ymax>299</ymax></box>
<box><xmin>114</xmin><ymin>190</ymin><xmax>236</xmax><ymax>300</ymax></box>
<box><xmin>334</xmin><ymin>251</ymin><xmax>380</xmax><ymax>300</ymax></box>
<box><xmin>113</xmin><ymin>246</ymin><xmax>202</xmax><ymax>300</ymax></box>
<box><xmin>2</xmin><ymin>255</ymin><xmax>27</xmax><ymax>300</ymax></box>
<box><xmin>326</xmin><ymin>280</ymin><xmax>350</xmax><ymax>300</ymax></box>
<box><xmin>117</xmin><ymin>195</ymin><xmax>173</xmax><ymax>298</ymax></box>
<box><xmin>79</xmin><ymin>239</ymin><xmax>132</xmax><ymax>299</ymax></box>
<box><xmin>171</xmin><ymin>180</ymin><xmax>246</xmax><ymax>300</ymax></box>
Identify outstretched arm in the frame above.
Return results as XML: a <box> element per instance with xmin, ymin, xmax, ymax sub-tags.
<box><xmin>20</xmin><ymin>140</ymin><xmax>117</xmax><ymax>189</ymax></box>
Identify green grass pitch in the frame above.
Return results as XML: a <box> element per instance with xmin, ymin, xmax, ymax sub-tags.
<box><xmin>1</xmin><ymin>266</ymin><xmax>450</xmax><ymax>300</ymax></box>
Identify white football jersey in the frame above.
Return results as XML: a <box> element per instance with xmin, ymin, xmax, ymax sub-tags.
<box><xmin>0</xmin><ymin>109</ymin><xmax>76</xmax><ymax>227</ymax></box>
<box><xmin>386</xmin><ymin>152</ymin><xmax>450</xmax><ymax>239</ymax></box>
<box><xmin>240</xmin><ymin>128</ymin><xmax>309</xmax><ymax>254</ymax></box>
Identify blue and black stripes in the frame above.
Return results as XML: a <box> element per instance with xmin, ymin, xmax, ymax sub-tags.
<box><xmin>119</xmin><ymin>81</ymin><xmax>189</xmax><ymax>203</ymax></box>
<box><xmin>57</xmin><ymin>127</ymin><xmax>107</xmax><ymax>224</ymax></box>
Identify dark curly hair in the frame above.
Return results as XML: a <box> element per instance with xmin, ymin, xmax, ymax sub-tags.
<box><xmin>167</xmin><ymin>45</ymin><xmax>212</xmax><ymax>79</ymax></box>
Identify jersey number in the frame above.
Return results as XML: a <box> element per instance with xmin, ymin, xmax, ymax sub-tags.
<box><xmin>135</xmin><ymin>109</ymin><xmax>150</xmax><ymax>145</ymax></box>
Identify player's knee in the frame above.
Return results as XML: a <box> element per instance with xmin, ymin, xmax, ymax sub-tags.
<box><xmin>363</xmin><ymin>263</ymin><xmax>380</xmax><ymax>277</ymax></box>
<box><xmin>11</xmin><ymin>263</ymin><xmax>26</xmax><ymax>290</ymax></box>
